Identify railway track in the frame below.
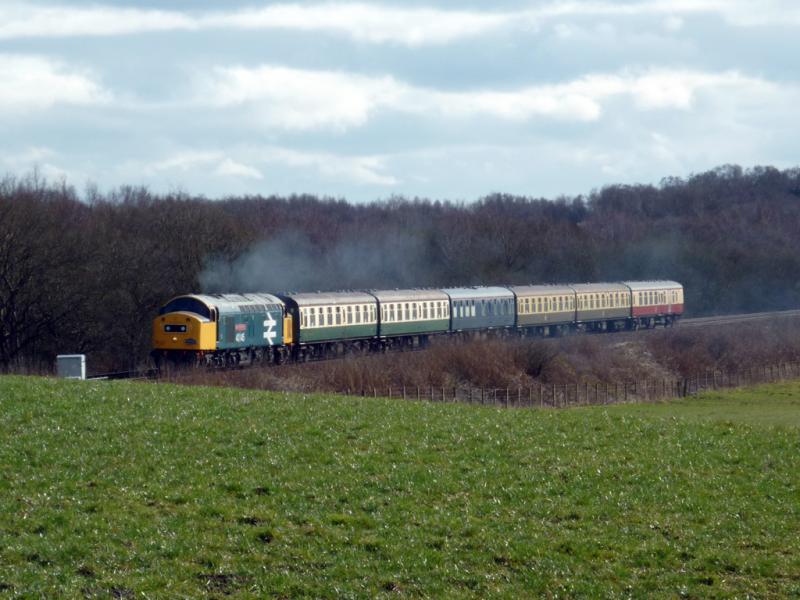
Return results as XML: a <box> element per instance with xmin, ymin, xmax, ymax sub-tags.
<box><xmin>680</xmin><ymin>309</ymin><xmax>800</xmax><ymax>327</ymax></box>
<box><xmin>89</xmin><ymin>308</ymin><xmax>800</xmax><ymax>380</ymax></box>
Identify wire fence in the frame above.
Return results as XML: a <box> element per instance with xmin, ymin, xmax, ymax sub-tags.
<box><xmin>341</xmin><ymin>362</ymin><xmax>800</xmax><ymax>409</ymax></box>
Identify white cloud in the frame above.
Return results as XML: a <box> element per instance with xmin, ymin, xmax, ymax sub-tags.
<box><xmin>0</xmin><ymin>3</ymin><xmax>511</xmax><ymax>46</ymax></box>
<box><xmin>200</xmin><ymin>64</ymin><xmax>771</xmax><ymax>130</ymax></box>
<box><xmin>0</xmin><ymin>5</ymin><xmax>194</xmax><ymax>38</ymax></box>
<box><xmin>149</xmin><ymin>151</ymin><xmax>262</xmax><ymax>180</ymax></box>
<box><xmin>203</xmin><ymin>66</ymin><xmax>401</xmax><ymax>130</ymax></box>
<box><xmin>215</xmin><ymin>158</ymin><xmax>263</xmax><ymax>180</ymax></box>
<box><xmin>1</xmin><ymin>2</ymin><xmax>799</xmax><ymax>46</ymax></box>
<box><xmin>215</xmin><ymin>4</ymin><xmax>511</xmax><ymax>46</ymax></box>
<box><xmin>254</xmin><ymin>147</ymin><xmax>399</xmax><ymax>186</ymax></box>
<box><xmin>663</xmin><ymin>15</ymin><xmax>684</xmax><ymax>32</ymax></box>
<box><xmin>145</xmin><ymin>147</ymin><xmax>391</xmax><ymax>186</ymax></box>
<box><xmin>150</xmin><ymin>151</ymin><xmax>222</xmax><ymax>173</ymax></box>
<box><xmin>0</xmin><ymin>54</ymin><xmax>109</xmax><ymax>110</ymax></box>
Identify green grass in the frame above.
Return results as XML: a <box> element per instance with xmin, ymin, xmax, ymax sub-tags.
<box><xmin>1</xmin><ymin>376</ymin><xmax>799</xmax><ymax>598</ymax></box>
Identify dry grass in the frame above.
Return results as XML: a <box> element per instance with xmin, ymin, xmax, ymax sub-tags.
<box><xmin>164</xmin><ymin>317</ymin><xmax>800</xmax><ymax>394</ymax></box>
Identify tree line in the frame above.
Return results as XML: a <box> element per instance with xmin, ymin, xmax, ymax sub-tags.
<box><xmin>1</xmin><ymin>164</ymin><xmax>799</xmax><ymax>371</ymax></box>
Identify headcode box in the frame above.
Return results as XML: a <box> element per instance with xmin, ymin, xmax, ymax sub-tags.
<box><xmin>57</xmin><ymin>354</ymin><xmax>86</xmax><ymax>380</ymax></box>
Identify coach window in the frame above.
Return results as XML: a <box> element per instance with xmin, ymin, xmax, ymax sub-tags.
<box><xmin>412</xmin><ymin>303</ymin><xmax>418</xmax><ymax>319</ymax></box>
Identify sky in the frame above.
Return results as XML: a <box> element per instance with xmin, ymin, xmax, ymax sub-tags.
<box><xmin>0</xmin><ymin>1</ymin><xmax>798</xmax><ymax>202</ymax></box>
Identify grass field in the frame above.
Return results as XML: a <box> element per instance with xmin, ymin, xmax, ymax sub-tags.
<box><xmin>1</xmin><ymin>376</ymin><xmax>799</xmax><ymax>598</ymax></box>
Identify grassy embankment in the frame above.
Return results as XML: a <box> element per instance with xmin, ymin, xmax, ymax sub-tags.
<box><xmin>1</xmin><ymin>376</ymin><xmax>799</xmax><ymax>598</ymax></box>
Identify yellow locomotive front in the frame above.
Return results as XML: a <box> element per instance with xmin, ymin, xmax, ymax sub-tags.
<box><xmin>152</xmin><ymin>311</ymin><xmax>217</xmax><ymax>352</ymax></box>
<box><xmin>152</xmin><ymin>296</ymin><xmax>219</xmax><ymax>366</ymax></box>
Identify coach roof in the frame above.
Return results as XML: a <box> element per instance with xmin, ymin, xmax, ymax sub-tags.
<box><xmin>622</xmin><ymin>280</ymin><xmax>683</xmax><ymax>291</ymax></box>
<box><xmin>369</xmin><ymin>289</ymin><xmax>449</xmax><ymax>302</ymax></box>
<box><xmin>442</xmin><ymin>286</ymin><xmax>514</xmax><ymax>300</ymax></box>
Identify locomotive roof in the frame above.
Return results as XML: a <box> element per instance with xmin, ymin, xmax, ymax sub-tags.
<box><xmin>622</xmin><ymin>280</ymin><xmax>683</xmax><ymax>291</ymax></box>
<box><xmin>569</xmin><ymin>282</ymin><xmax>629</xmax><ymax>293</ymax></box>
<box><xmin>281</xmin><ymin>291</ymin><xmax>377</xmax><ymax>306</ymax></box>
<box><xmin>507</xmin><ymin>284</ymin><xmax>575</xmax><ymax>296</ymax></box>
<box><xmin>189</xmin><ymin>293</ymin><xmax>285</xmax><ymax>314</ymax></box>
<box><xmin>369</xmin><ymin>289</ymin><xmax>449</xmax><ymax>302</ymax></box>
<box><xmin>442</xmin><ymin>286</ymin><xmax>514</xmax><ymax>300</ymax></box>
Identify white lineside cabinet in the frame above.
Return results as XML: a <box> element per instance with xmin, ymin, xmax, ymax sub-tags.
<box><xmin>57</xmin><ymin>354</ymin><xmax>86</xmax><ymax>380</ymax></box>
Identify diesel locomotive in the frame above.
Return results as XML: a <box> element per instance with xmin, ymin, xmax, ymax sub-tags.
<box><xmin>152</xmin><ymin>280</ymin><xmax>684</xmax><ymax>367</ymax></box>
